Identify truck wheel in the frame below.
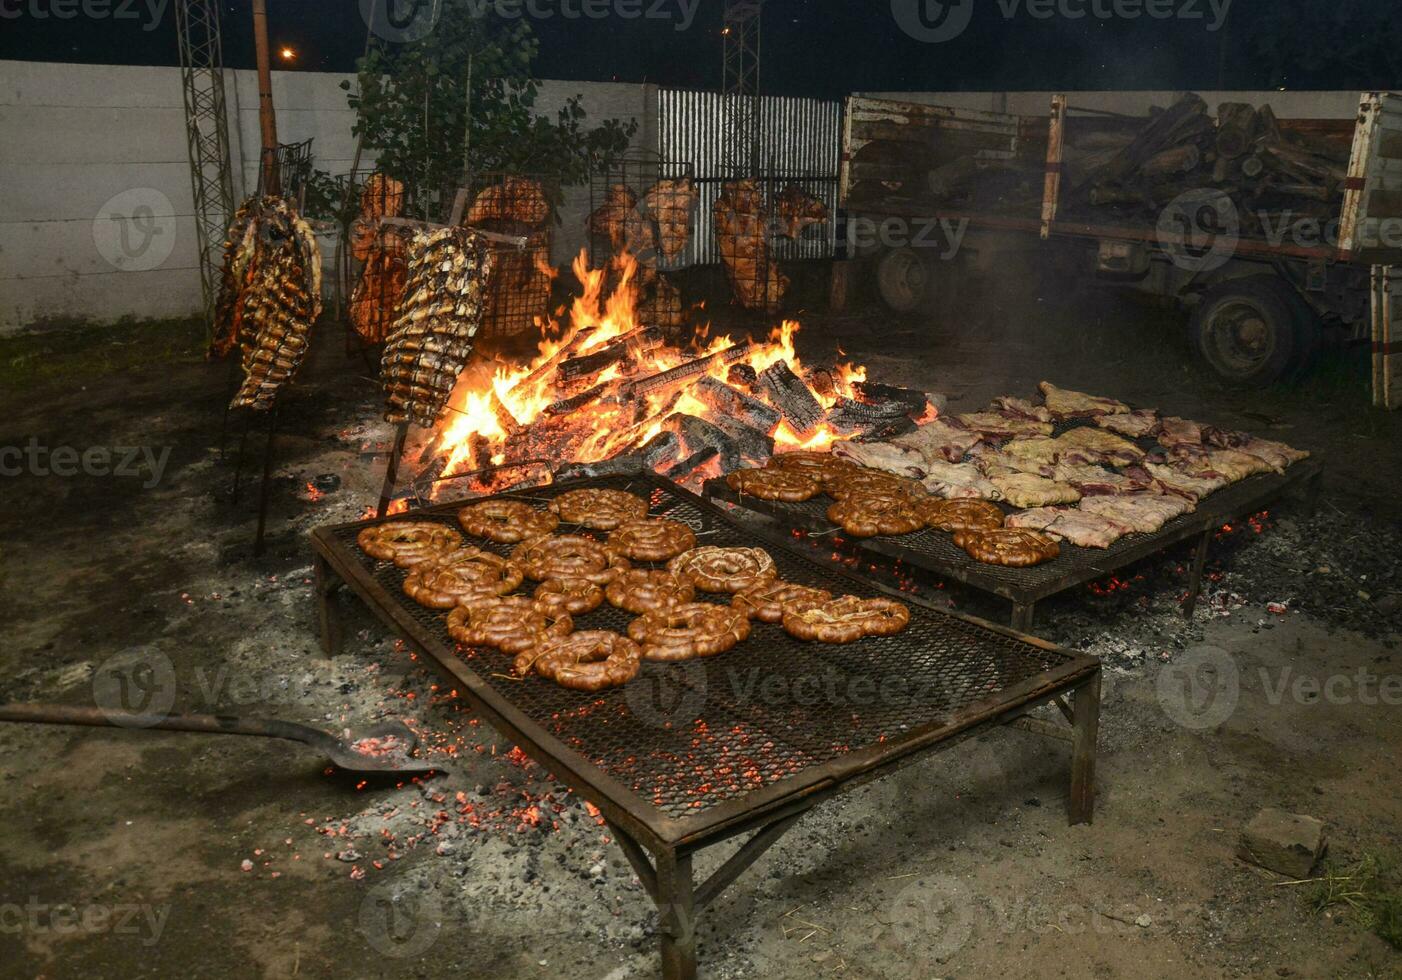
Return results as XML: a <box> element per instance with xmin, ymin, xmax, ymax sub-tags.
<box><xmin>876</xmin><ymin>247</ymin><xmax>950</xmax><ymax>313</ymax></box>
<box><xmin>1190</xmin><ymin>277</ymin><xmax>1302</xmax><ymax>387</ymax></box>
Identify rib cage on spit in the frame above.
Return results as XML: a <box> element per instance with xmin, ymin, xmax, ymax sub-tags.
<box><xmin>381</xmin><ymin>227</ymin><xmax>494</xmax><ymax>428</ymax></box>
<box><xmin>464</xmin><ymin>177</ymin><xmax>553</xmax><ymax>339</ymax></box>
<box><xmin>228</xmin><ymin>198</ymin><xmax>323</xmax><ymax>411</ymax></box>
<box><xmin>209</xmin><ymin>196</ymin><xmax>265</xmax><ymax>358</ymax></box>
<box><xmin>349</xmin><ymin>174</ymin><xmax>409</xmax><ymax>345</ymax></box>
<box><xmin>588</xmin><ymin>179</ymin><xmax>694</xmax><ymax>329</ymax></box>
<box><xmin>715</xmin><ymin>180</ymin><xmax>789</xmax><ymax>313</ymax></box>
<box><xmin>641</xmin><ymin>176</ymin><xmax>698</xmax><ymax>259</ymax></box>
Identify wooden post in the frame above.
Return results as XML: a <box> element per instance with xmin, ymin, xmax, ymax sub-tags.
<box><xmin>314</xmin><ymin>554</ymin><xmax>346</xmax><ymax>656</ymax></box>
<box><xmin>827</xmin><ymin>260</ymin><xmax>851</xmax><ymax>312</ymax></box>
<box><xmin>1374</xmin><ymin>265</ymin><xmax>1401</xmax><ymax>410</ymax></box>
<box><xmin>252</xmin><ymin>0</ymin><xmax>281</xmax><ymax>196</ymax></box>
<box><xmin>1181</xmin><ymin>528</ymin><xmax>1214</xmax><ymax>619</ymax></box>
<box><xmin>1042</xmin><ymin>94</ymin><xmax>1067</xmax><ymax>239</ymax></box>
<box><xmin>1069</xmin><ymin>673</ymin><xmax>1100</xmax><ymax>826</ymax></box>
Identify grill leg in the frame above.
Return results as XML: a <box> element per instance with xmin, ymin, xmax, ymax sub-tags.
<box><xmin>1011</xmin><ymin>601</ymin><xmax>1036</xmax><ymax>633</ymax></box>
<box><xmin>657</xmin><ymin>848</ymin><xmax>697</xmax><ymax>980</ymax></box>
<box><xmin>314</xmin><ymin>554</ymin><xmax>345</xmax><ymax>657</ymax></box>
<box><xmin>1069</xmin><ymin>672</ymin><xmax>1100</xmax><ymax>826</ymax></box>
<box><xmin>1182</xmin><ymin>528</ymin><xmax>1213</xmax><ymax>619</ymax></box>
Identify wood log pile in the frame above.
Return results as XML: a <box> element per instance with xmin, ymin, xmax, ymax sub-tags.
<box><xmin>1063</xmin><ymin>93</ymin><xmax>1352</xmax><ymax>234</ymax></box>
<box><xmin>410</xmin><ymin>321</ymin><xmax>937</xmax><ymax>496</ymax></box>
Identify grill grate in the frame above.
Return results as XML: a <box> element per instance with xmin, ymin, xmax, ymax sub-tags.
<box><xmin>326</xmin><ymin>476</ymin><xmax>1080</xmax><ymax>820</ymax></box>
<box><xmin>706</xmin><ymin>414</ymin><xmax>1321</xmax><ymax>602</ymax></box>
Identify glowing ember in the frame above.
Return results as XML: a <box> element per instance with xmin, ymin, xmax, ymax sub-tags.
<box><xmin>424</xmin><ymin>250</ymin><xmax>876</xmax><ymax>494</ymax></box>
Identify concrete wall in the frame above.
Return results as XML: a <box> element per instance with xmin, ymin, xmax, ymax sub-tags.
<box><xmin>0</xmin><ymin>60</ymin><xmax>654</xmax><ymax>334</ymax></box>
<box><xmin>533</xmin><ymin>79</ymin><xmax>656</xmax><ymax>265</ymax></box>
<box><xmin>0</xmin><ymin>61</ymin><xmax>1380</xmax><ymax>333</ymax></box>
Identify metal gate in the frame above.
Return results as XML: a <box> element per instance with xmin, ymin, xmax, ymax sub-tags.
<box><xmin>657</xmin><ymin>89</ymin><xmax>842</xmax><ymax>267</ymax></box>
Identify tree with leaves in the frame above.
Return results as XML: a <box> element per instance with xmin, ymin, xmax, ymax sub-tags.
<box><xmin>340</xmin><ymin>1</ymin><xmax>637</xmax><ymax>219</ymax></box>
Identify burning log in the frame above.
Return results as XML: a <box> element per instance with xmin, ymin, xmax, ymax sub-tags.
<box><xmin>826</xmin><ymin>396</ymin><xmax>912</xmax><ymax>437</ymax></box>
<box><xmin>727</xmin><ymin>363</ymin><xmax>758</xmax><ymax>391</ymax></box>
<box><xmin>665</xmin><ymin>414</ymin><xmax>742</xmax><ymax>473</ymax></box>
<box><xmin>857</xmin><ymin>416</ymin><xmax>918</xmax><ymax>443</ymax></box>
<box><xmin>639</xmin><ymin>429</ymin><xmax>683</xmax><ymax>469</ymax></box>
<box><xmin>853</xmin><ymin>380</ymin><xmax>930</xmax><ymax>414</ymax></box>
<box><xmin>519</xmin><ymin>326</ymin><xmax>598</xmax><ymax>391</ymax></box>
<box><xmin>691</xmin><ymin>376</ymin><xmax>782</xmax><ymax>434</ymax></box>
<box><xmin>709</xmin><ymin>415</ymin><xmax>773</xmax><ymax>464</ymax></box>
<box><xmin>633</xmin><ymin>387</ymin><xmax>681</xmax><ymax>426</ymax></box>
<box><xmin>757</xmin><ymin>360</ymin><xmax>824</xmax><ymax>438</ymax></box>
<box><xmin>665</xmin><ymin>447</ymin><xmax>720</xmax><ymax>481</ymax></box>
<box><xmin>557</xmin><ymin>326</ymin><xmax>664</xmax><ymax>384</ymax></box>
<box><xmin>490</xmin><ymin>389</ymin><xmax>521</xmax><ymax>436</ymax></box>
<box><xmin>555</xmin><ymin>454</ymin><xmax>645</xmax><ymax>481</ymax></box>
<box><xmin>625</xmin><ymin>343</ymin><xmax>753</xmax><ymax>399</ymax></box>
<box><xmin>504</xmin><ymin>413</ymin><xmax>593</xmax><ymax>464</ymax></box>
<box><xmin>545</xmin><ymin>380</ymin><xmax>624</xmax><ymax>417</ymax></box>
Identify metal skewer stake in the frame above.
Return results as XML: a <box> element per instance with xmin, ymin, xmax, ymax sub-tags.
<box><xmin>376</xmin><ymin>421</ymin><xmax>412</xmax><ymax>519</ymax></box>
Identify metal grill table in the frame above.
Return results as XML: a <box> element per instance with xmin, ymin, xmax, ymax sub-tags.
<box><xmin>310</xmin><ymin>475</ymin><xmax>1101</xmax><ymax>980</ymax></box>
<box><xmin>705</xmin><ymin>459</ymin><xmax>1323</xmax><ymax>632</ymax></box>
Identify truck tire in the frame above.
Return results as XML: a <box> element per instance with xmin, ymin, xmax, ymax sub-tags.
<box><xmin>1190</xmin><ymin>276</ymin><xmax>1304</xmax><ymax>387</ymax></box>
<box><xmin>876</xmin><ymin>247</ymin><xmax>950</xmax><ymax>314</ymax></box>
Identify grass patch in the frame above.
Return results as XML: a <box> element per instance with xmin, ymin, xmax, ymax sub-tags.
<box><xmin>1297</xmin><ymin>851</ymin><xmax>1402</xmax><ymax>950</ymax></box>
<box><xmin>0</xmin><ymin>317</ymin><xmax>206</xmax><ymax>399</ymax></box>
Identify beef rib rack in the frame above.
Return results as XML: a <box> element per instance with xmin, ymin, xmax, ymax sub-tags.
<box><xmin>229</xmin><ymin>197</ymin><xmax>323</xmax><ymax>412</ymax></box>
<box><xmin>381</xmin><ymin>227</ymin><xmax>495</xmax><ymax>429</ymax></box>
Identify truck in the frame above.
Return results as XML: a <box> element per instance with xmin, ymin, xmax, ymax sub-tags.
<box><xmin>838</xmin><ymin>91</ymin><xmax>1402</xmax><ymax>390</ymax></box>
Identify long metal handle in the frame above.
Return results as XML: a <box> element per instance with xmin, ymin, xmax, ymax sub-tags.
<box><xmin>0</xmin><ymin>704</ymin><xmax>324</xmax><ymax>746</ymax></box>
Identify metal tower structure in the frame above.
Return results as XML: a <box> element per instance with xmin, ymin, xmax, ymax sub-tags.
<box><xmin>176</xmin><ymin>0</ymin><xmax>236</xmax><ymax>334</ymax></box>
<box><xmin>721</xmin><ymin>0</ymin><xmax>764</xmax><ymax>176</ymax></box>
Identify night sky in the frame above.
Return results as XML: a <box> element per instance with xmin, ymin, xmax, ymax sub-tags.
<box><xmin>0</xmin><ymin>0</ymin><xmax>1394</xmax><ymax>96</ymax></box>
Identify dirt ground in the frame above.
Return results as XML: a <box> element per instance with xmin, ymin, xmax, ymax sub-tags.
<box><xmin>1</xmin><ymin>274</ymin><xmax>1399</xmax><ymax>980</ymax></box>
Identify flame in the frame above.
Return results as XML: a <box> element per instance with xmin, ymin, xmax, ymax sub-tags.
<box><xmin>427</xmin><ymin>249</ymin><xmax>871</xmax><ymax>492</ymax></box>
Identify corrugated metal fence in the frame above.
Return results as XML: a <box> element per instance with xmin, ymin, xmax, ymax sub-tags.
<box><xmin>657</xmin><ymin>89</ymin><xmax>842</xmax><ymax>267</ymax></box>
